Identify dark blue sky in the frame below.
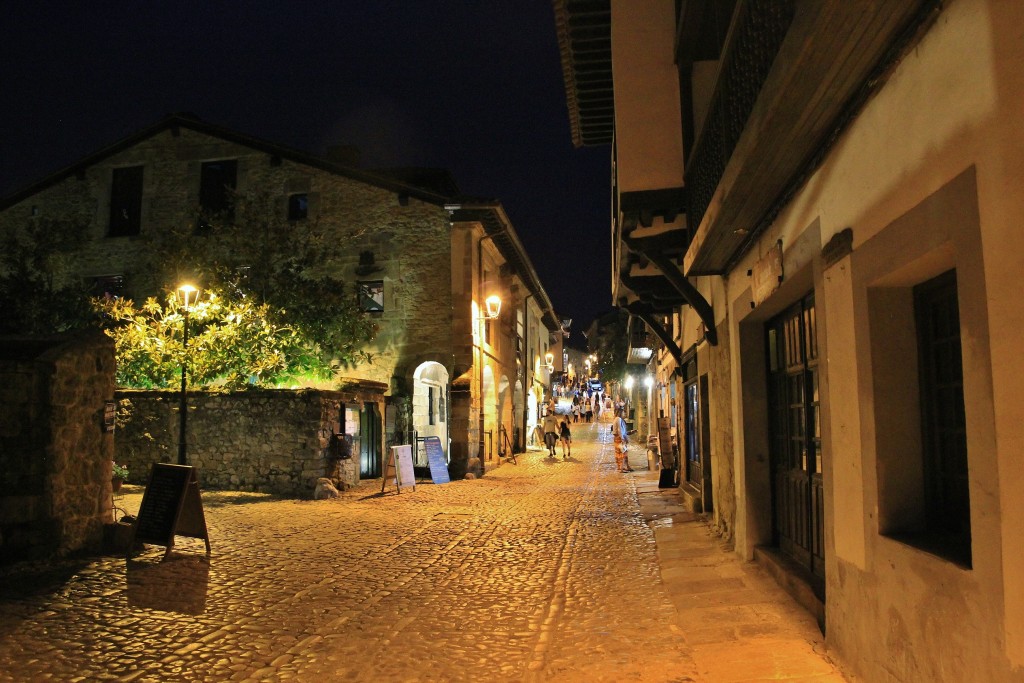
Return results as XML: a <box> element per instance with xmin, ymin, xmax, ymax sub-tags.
<box><xmin>0</xmin><ymin>1</ymin><xmax>610</xmax><ymax>330</ymax></box>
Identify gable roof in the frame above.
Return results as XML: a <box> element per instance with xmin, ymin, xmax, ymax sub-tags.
<box><xmin>0</xmin><ymin>113</ymin><xmax>459</xmax><ymax>211</ymax></box>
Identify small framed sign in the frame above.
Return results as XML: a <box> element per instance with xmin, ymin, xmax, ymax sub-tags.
<box><xmin>103</xmin><ymin>401</ymin><xmax>117</xmax><ymax>432</ymax></box>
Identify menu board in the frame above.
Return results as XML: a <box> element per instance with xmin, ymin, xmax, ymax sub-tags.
<box><xmin>424</xmin><ymin>436</ymin><xmax>450</xmax><ymax>484</ymax></box>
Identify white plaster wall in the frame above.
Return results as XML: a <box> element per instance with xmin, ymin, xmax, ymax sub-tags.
<box><xmin>721</xmin><ymin>0</ymin><xmax>1024</xmax><ymax>679</ymax></box>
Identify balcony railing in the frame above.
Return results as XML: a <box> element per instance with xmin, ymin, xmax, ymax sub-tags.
<box><xmin>685</xmin><ymin>0</ymin><xmax>795</xmax><ymax>234</ymax></box>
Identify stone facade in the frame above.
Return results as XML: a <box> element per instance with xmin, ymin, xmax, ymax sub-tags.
<box><xmin>0</xmin><ymin>331</ymin><xmax>115</xmax><ymax>561</ymax></box>
<box><xmin>0</xmin><ymin>116</ymin><xmax>558</xmax><ymax>491</ymax></box>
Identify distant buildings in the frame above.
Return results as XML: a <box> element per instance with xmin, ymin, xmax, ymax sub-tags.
<box><xmin>556</xmin><ymin>0</ymin><xmax>1024</xmax><ymax>680</ymax></box>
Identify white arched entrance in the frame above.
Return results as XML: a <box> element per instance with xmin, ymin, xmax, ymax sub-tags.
<box><xmin>413</xmin><ymin>361</ymin><xmax>449</xmax><ymax>466</ymax></box>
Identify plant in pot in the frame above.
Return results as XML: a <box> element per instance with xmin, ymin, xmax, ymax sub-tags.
<box><xmin>112</xmin><ymin>462</ymin><xmax>129</xmax><ymax>492</ymax></box>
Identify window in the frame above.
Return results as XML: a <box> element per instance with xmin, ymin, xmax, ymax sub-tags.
<box><xmin>914</xmin><ymin>270</ymin><xmax>971</xmax><ymax>564</ymax></box>
<box><xmin>872</xmin><ymin>268</ymin><xmax>972</xmax><ymax>568</ymax></box>
<box><xmin>91</xmin><ymin>275</ymin><xmax>125</xmax><ymax>300</ymax></box>
<box><xmin>358</xmin><ymin>281</ymin><xmax>384</xmax><ymax>312</ymax></box>
<box><xmin>198</xmin><ymin>159</ymin><xmax>237</xmax><ymax>230</ymax></box>
<box><xmin>288</xmin><ymin>193</ymin><xmax>308</xmax><ymax>221</ymax></box>
<box><xmin>108</xmin><ymin>166</ymin><xmax>143</xmax><ymax>236</ymax></box>
<box><xmin>428</xmin><ymin>386</ymin><xmax>436</xmax><ymax>425</ymax></box>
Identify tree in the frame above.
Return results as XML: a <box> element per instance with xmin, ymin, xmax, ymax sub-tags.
<box><xmin>135</xmin><ymin>187</ymin><xmax>377</xmax><ymax>372</ymax></box>
<box><xmin>96</xmin><ymin>289</ymin><xmax>334</xmax><ymax>388</ymax></box>
<box><xmin>0</xmin><ymin>217</ymin><xmax>93</xmax><ymax>334</ymax></box>
<box><xmin>592</xmin><ymin>309</ymin><xmax>630</xmax><ymax>388</ymax></box>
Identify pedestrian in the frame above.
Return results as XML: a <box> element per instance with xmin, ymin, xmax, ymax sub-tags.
<box><xmin>571</xmin><ymin>401</ymin><xmax>580</xmax><ymax>423</ymax></box>
<box><xmin>542</xmin><ymin>403</ymin><xmax>560</xmax><ymax>458</ymax></box>
<box><xmin>559</xmin><ymin>418</ymin><xmax>572</xmax><ymax>459</ymax></box>
<box><xmin>613</xmin><ymin>409</ymin><xmax>632</xmax><ymax>472</ymax></box>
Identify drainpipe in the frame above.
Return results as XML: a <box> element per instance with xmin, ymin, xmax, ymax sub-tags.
<box><xmin>476</xmin><ymin>226</ymin><xmax>505</xmax><ymax>472</ymax></box>
<box><xmin>521</xmin><ymin>291</ymin><xmax>534</xmax><ymax>452</ymax></box>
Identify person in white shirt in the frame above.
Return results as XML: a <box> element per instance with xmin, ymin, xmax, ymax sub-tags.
<box><xmin>542</xmin><ymin>402</ymin><xmax>560</xmax><ymax>458</ymax></box>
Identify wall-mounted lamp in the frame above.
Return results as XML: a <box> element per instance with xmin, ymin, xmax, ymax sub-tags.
<box><xmin>624</xmin><ymin>376</ymin><xmax>635</xmax><ymax>391</ymax></box>
<box><xmin>544</xmin><ymin>352</ymin><xmax>554</xmax><ymax>373</ymax></box>
<box><xmin>643</xmin><ymin>376</ymin><xmax>654</xmax><ymax>389</ymax></box>
<box><xmin>484</xmin><ymin>293</ymin><xmax>502</xmax><ymax>319</ymax></box>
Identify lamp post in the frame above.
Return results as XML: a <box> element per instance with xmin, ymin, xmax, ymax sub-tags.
<box><xmin>177</xmin><ymin>284</ymin><xmax>198</xmax><ymax>466</ymax></box>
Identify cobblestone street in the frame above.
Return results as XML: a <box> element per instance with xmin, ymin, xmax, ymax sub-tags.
<box><xmin>0</xmin><ymin>423</ymin><xmax>845</xmax><ymax>682</ymax></box>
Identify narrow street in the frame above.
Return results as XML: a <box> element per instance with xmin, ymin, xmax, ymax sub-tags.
<box><xmin>0</xmin><ymin>424</ymin><xmax>845</xmax><ymax>682</ymax></box>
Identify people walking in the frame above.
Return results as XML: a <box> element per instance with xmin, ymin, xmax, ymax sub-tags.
<box><xmin>542</xmin><ymin>403</ymin><xmax>560</xmax><ymax>458</ymax></box>
<box><xmin>613</xmin><ymin>409</ymin><xmax>632</xmax><ymax>472</ymax></box>
<box><xmin>559</xmin><ymin>418</ymin><xmax>572</xmax><ymax>459</ymax></box>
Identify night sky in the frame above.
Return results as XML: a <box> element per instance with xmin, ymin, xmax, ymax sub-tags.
<box><xmin>0</xmin><ymin>1</ymin><xmax>611</xmax><ymax>332</ymax></box>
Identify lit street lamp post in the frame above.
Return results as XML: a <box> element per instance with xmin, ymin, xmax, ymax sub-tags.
<box><xmin>177</xmin><ymin>284</ymin><xmax>198</xmax><ymax>466</ymax></box>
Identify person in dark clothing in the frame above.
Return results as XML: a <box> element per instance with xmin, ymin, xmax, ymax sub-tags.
<box><xmin>559</xmin><ymin>418</ymin><xmax>572</xmax><ymax>459</ymax></box>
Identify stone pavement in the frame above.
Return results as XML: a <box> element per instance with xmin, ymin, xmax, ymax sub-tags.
<box><xmin>0</xmin><ymin>422</ymin><xmax>849</xmax><ymax>682</ymax></box>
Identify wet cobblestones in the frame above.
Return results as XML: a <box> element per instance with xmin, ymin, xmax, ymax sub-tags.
<box><xmin>0</xmin><ymin>423</ymin><xmax>841</xmax><ymax>682</ymax></box>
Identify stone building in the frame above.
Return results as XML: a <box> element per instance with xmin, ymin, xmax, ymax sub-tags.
<box><xmin>0</xmin><ymin>114</ymin><xmax>559</xmax><ymax>489</ymax></box>
<box><xmin>556</xmin><ymin>0</ymin><xmax>1024</xmax><ymax>681</ymax></box>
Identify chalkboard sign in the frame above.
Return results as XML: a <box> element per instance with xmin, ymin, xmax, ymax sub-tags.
<box><xmin>131</xmin><ymin>464</ymin><xmax>210</xmax><ymax>558</ymax></box>
<box><xmin>424</xmin><ymin>436</ymin><xmax>450</xmax><ymax>484</ymax></box>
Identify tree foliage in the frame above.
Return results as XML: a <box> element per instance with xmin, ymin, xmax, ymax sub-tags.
<box><xmin>1</xmin><ymin>187</ymin><xmax>378</xmax><ymax>388</ymax></box>
<box><xmin>134</xmin><ymin>187</ymin><xmax>377</xmax><ymax>373</ymax></box>
<box><xmin>0</xmin><ymin>217</ymin><xmax>93</xmax><ymax>334</ymax></box>
<box><xmin>96</xmin><ymin>289</ymin><xmax>338</xmax><ymax>389</ymax></box>
<box><xmin>592</xmin><ymin>309</ymin><xmax>630</xmax><ymax>387</ymax></box>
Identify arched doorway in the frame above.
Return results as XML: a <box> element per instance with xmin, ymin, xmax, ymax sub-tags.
<box><xmin>413</xmin><ymin>361</ymin><xmax>449</xmax><ymax>467</ymax></box>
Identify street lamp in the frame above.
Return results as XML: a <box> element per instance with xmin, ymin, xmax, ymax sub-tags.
<box><xmin>177</xmin><ymin>283</ymin><xmax>199</xmax><ymax>466</ymax></box>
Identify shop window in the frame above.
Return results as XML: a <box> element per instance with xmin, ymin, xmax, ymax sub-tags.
<box><xmin>108</xmin><ymin>166</ymin><xmax>143</xmax><ymax>237</ymax></box>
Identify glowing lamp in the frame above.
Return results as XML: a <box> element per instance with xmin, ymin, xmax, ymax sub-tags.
<box><xmin>484</xmin><ymin>294</ymin><xmax>502</xmax><ymax>319</ymax></box>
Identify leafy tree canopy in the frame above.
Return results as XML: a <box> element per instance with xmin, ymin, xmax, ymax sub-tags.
<box><xmin>0</xmin><ymin>217</ymin><xmax>93</xmax><ymax>334</ymax></box>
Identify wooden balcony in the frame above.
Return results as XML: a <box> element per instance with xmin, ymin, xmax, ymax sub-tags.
<box><xmin>683</xmin><ymin>0</ymin><xmax>938</xmax><ymax>275</ymax></box>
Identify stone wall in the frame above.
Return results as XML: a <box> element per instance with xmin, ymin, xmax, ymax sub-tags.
<box><xmin>0</xmin><ymin>331</ymin><xmax>115</xmax><ymax>562</ymax></box>
<box><xmin>116</xmin><ymin>387</ymin><xmax>384</xmax><ymax>497</ymax></box>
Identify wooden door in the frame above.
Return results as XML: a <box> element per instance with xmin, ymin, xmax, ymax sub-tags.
<box><xmin>767</xmin><ymin>293</ymin><xmax>824</xmax><ymax>596</ymax></box>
